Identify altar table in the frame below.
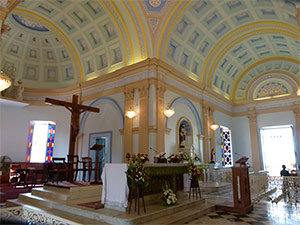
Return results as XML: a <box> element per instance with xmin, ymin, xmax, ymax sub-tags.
<box><xmin>101</xmin><ymin>163</ymin><xmax>129</xmax><ymax>211</ymax></box>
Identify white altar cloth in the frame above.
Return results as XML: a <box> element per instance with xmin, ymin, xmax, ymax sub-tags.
<box><xmin>101</xmin><ymin>163</ymin><xmax>129</xmax><ymax>210</ymax></box>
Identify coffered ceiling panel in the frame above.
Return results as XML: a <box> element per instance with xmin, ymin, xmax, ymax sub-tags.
<box><xmin>0</xmin><ymin>0</ymin><xmax>299</xmax><ymax>103</ymax></box>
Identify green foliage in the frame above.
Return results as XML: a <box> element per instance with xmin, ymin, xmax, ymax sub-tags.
<box><xmin>126</xmin><ymin>157</ymin><xmax>150</xmax><ymax>187</ymax></box>
<box><xmin>162</xmin><ymin>181</ymin><xmax>177</xmax><ymax>206</ymax></box>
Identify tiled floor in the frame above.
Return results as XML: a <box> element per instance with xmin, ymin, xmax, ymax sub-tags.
<box><xmin>187</xmin><ymin>201</ymin><xmax>300</xmax><ymax>225</ymax></box>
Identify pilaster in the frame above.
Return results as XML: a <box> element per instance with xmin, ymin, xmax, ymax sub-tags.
<box><xmin>247</xmin><ymin>108</ymin><xmax>261</xmax><ymax>171</ymax></box>
<box><xmin>208</xmin><ymin>106</ymin><xmax>216</xmax><ymax>160</ymax></box>
<box><xmin>156</xmin><ymin>81</ymin><xmax>166</xmax><ymax>153</ymax></box>
<box><xmin>293</xmin><ymin>101</ymin><xmax>300</xmax><ymax>154</ymax></box>
<box><xmin>138</xmin><ymin>82</ymin><xmax>150</xmax><ymax>155</ymax></box>
<box><xmin>202</xmin><ymin>102</ymin><xmax>209</xmax><ymax>163</ymax></box>
<box><xmin>123</xmin><ymin>87</ymin><xmax>135</xmax><ymax>161</ymax></box>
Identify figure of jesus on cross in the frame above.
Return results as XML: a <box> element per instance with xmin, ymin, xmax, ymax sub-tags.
<box><xmin>45</xmin><ymin>95</ymin><xmax>99</xmax><ymax>156</ymax></box>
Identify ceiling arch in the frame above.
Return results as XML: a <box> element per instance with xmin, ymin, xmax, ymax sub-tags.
<box><xmin>246</xmin><ymin>71</ymin><xmax>298</xmax><ymax>101</ymax></box>
<box><xmin>232</xmin><ymin>56</ymin><xmax>300</xmax><ymax>101</ymax></box>
<box><xmin>0</xmin><ymin>0</ymin><xmax>299</xmax><ymax>104</ymax></box>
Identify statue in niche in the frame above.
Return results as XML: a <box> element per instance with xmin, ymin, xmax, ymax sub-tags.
<box><xmin>179</xmin><ymin>124</ymin><xmax>186</xmax><ymax>149</ymax></box>
<box><xmin>178</xmin><ymin>118</ymin><xmax>193</xmax><ymax>151</ymax></box>
<box><xmin>210</xmin><ymin>148</ymin><xmax>216</xmax><ymax>164</ymax></box>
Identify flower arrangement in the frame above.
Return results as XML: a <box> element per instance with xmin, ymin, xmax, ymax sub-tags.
<box><xmin>126</xmin><ymin>153</ymin><xmax>149</xmax><ymax>164</ymax></box>
<box><xmin>126</xmin><ymin>159</ymin><xmax>150</xmax><ymax>187</ymax></box>
<box><xmin>162</xmin><ymin>182</ymin><xmax>177</xmax><ymax>206</ymax></box>
<box><xmin>168</xmin><ymin>154</ymin><xmax>181</xmax><ymax>163</ymax></box>
<box><xmin>189</xmin><ymin>164</ymin><xmax>202</xmax><ymax>180</ymax></box>
<box><xmin>179</xmin><ymin>152</ymin><xmax>189</xmax><ymax>161</ymax></box>
<box><xmin>193</xmin><ymin>154</ymin><xmax>201</xmax><ymax>162</ymax></box>
<box><xmin>136</xmin><ymin>153</ymin><xmax>149</xmax><ymax>163</ymax></box>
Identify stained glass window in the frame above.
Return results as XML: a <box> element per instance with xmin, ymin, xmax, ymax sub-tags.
<box><xmin>25</xmin><ymin>121</ymin><xmax>56</xmax><ymax>163</ymax></box>
<box><xmin>220</xmin><ymin>126</ymin><xmax>233</xmax><ymax>167</ymax></box>
<box><xmin>25</xmin><ymin>122</ymin><xmax>34</xmax><ymax>162</ymax></box>
<box><xmin>45</xmin><ymin>124</ymin><xmax>56</xmax><ymax>163</ymax></box>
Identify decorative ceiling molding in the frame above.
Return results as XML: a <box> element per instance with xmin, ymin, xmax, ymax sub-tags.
<box><xmin>247</xmin><ymin>71</ymin><xmax>298</xmax><ymax>101</ymax></box>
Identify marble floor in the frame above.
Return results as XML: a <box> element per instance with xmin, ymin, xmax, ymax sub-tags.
<box><xmin>187</xmin><ymin>201</ymin><xmax>300</xmax><ymax>225</ymax></box>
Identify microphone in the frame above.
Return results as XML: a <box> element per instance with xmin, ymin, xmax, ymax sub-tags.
<box><xmin>234</xmin><ymin>152</ymin><xmax>244</xmax><ymax>157</ymax></box>
<box><xmin>150</xmin><ymin>147</ymin><xmax>159</xmax><ymax>154</ymax></box>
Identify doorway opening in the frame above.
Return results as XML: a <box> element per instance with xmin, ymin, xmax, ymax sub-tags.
<box><xmin>89</xmin><ymin>131</ymin><xmax>112</xmax><ymax>181</ymax></box>
<box><xmin>260</xmin><ymin>125</ymin><xmax>297</xmax><ymax>176</ymax></box>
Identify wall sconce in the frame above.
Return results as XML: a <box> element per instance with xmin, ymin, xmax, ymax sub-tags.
<box><xmin>210</xmin><ymin>123</ymin><xmax>219</xmax><ymax>131</ymax></box>
<box><xmin>125</xmin><ymin>107</ymin><xmax>136</xmax><ymax>119</ymax></box>
<box><xmin>164</xmin><ymin>106</ymin><xmax>175</xmax><ymax>118</ymax></box>
<box><xmin>297</xmin><ymin>89</ymin><xmax>300</xmax><ymax>96</ymax></box>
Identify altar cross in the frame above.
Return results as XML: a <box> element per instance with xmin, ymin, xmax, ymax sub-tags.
<box><xmin>45</xmin><ymin>95</ymin><xmax>100</xmax><ymax>156</ymax></box>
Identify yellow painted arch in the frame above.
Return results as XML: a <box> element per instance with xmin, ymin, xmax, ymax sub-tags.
<box><xmin>156</xmin><ymin>1</ymin><xmax>191</xmax><ymax>59</ymax></box>
<box><xmin>127</xmin><ymin>0</ymin><xmax>149</xmax><ymax>60</ymax></box>
<box><xmin>104</xmin><ymin>0</ymin><xmax>133</xmax><ymax>65</ymax></box>
<box><xmin>203</xmin><ymin>21</ymin><xmax>300</xmax><ymax>85</ymax></box>
<box><xmin>232</xmin><ymin>56</ymin><xmax>300</xmax><ymax>101</ymax></box>
<box><xmin>14</xmin><ymin>9</ymin><xmax>82</xmax><ymax>83</ymax></box>
<box><xmin>244</xmin><ymin>70</ymin><xmax>300</xmax><ymax>101</ymax></box>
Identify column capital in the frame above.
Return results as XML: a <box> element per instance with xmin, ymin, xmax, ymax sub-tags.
<box><xmin>124</xmin><ymin>87</ymin><xmax>135</xmax><ymax>100</ymax></box>
<box><xmin>156</xmin><ymin>82</ymin><xmax>166</xmax><ymax>98</ymax></box>
<box><xmin>247</xmin><ymin>108</ymin><xmax>257</xmax><ymax>122</ymax></box>
<box><xmin>139</xmin><ymin>85</ymin><xmax>149</xmax><ymax>98</ymax></box>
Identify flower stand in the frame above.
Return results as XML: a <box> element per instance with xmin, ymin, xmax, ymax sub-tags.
<box><xmin>189</xmin><ymin>179</ymin><xmax>201</xmax><ymax>199</ymax></box>
<box><xmin>128</xmin><ymin>186</ymin><xmax>146</xmax><ymax>215</ymax></box>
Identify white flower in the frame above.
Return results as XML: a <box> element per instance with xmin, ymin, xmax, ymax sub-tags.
<box><xmin>166</xmin><ymin>199</ymin><xmax>171</xmax><ymax>205</ymax></box>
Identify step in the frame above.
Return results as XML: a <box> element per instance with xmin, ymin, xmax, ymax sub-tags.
<box><xmin>31</xmin><ymin>187</ymin><xmax>68</xmax><ymax>201</ymax></box>
<box><xmin>44</xmin><ymin>182</ymin><xmax>102</xmax><ymax>194</ymax></box>
<box><xmin>2</xmin><ymin>201</ymin><xmax>109</xmax><ymax>225</ymax></box>
<box><xmin>117</xmin><ymin>194</ymin><xmax>206</xmax><ymax>224</ymax></box>
<box><xmin>31</xmin><ymin>186</ymin><xmax>102</xmax><ymax>201</ymax></box>
<box><xmin>9</xmin><ymin>193</ymin><xmax>115</xmax><ymax>224</ymax></box>
<box><xmin>17</xmin><ymin>192</ymin><xmax>58</xmax><ymax>208</ymax></box>
<box><xmin>142</xmin><ymin>201</ymin><xmax>215</xmax><ymax>224</ymax></box>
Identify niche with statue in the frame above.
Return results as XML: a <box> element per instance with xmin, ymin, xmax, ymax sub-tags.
<box><xmin>177</xmin><ymin>118</ymin><xmax>193</xmax><ymax>153</ymax></box>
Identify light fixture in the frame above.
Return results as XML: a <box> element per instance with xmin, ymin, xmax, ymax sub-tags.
<box><xmin>210</xmin><ymin>123</ymin><xmax>219</xmax><ymax>131</ymax></box>
<box><xmin>164</xmin><ymin>106</ymin><xmax>175</xmax><ymax>118</ymax></box>
<box><xmin>0</xmin><ymin>70</ymin><xmax>11</xmax><ymax>92</ymax></box>
<box><xmin>297</xmin><ymin>89</ymin><xmax>300</xmax><ymax>96</ymax></box>
<box><xmin>125</xmin><ymin>107</ymin><xmax>136</xmax><ymax>119</ymax></box>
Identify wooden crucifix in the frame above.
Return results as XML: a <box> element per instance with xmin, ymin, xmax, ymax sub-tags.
<box><xmin>45</xmin><ymin>95</ymin><xmax>100</xmax><ymax>156</ymax></box>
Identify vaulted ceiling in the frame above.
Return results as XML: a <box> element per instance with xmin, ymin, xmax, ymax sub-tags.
<box><xmin>1</xmin><ymin>0</ymin><xmax>299</xmax><ymax>103</ymax></box>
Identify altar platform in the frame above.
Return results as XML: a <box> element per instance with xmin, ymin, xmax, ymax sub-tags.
<box><xmin>4</xmin><ymin>183</ymin><xmax>215</xmax><ymax>225</ymax></box>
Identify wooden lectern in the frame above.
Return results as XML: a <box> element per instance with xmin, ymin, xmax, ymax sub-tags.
<box><xmin>217</xmin><ymin>157</ymin><xmax>253</xmax><ymax>214</ymax></box>
<box><xmin>90</xmin><ymin>144</ymin><xmax>104</xmax><ymax>184</ymax></box>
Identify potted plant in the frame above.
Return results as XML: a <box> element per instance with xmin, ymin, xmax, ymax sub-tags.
<box><xmin>162</xmin><ymin>182</ymin><xmax>177</xmax><ymax>206</ymax></box>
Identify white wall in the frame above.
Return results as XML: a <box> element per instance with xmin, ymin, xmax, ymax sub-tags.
<box><xmin>164</xmin><ymin>91</ymin><xmax>202</xmax><ymax>159</ymax></box>
<box><xmin>0</xmin><ymin>103</ymin><xmax>70</xmax><ymax>162</ymax></box>
<box><xmin>78</xmin><ymin>94</ymin><xmax>124</xmax><ymax>163</ymax></box>
<box><xmin>232</xmin><ymin>116</ymin><xmax>252</xmax><ymax>167</ymax></box>
<box><xmin>213</xmin><ymin>110</ymin><xmax>233</xmax><ymax>165</ymax></box>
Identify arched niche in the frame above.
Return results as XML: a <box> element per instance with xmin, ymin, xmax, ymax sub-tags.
<box><xmin>177</xmin><ymin>117</ymin><xmax>193</xmax><ymax>153</ymax></box>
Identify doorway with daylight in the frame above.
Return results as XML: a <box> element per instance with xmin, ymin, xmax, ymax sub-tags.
<box><xmin>260</xmin><ymin>125</ymin><xmax>297</xmax><ymax>176</ymax></box>
<box><xmin>89</xmin><ymin>131</ymin><xmax>112</xmax><ymax>181</ymax></box>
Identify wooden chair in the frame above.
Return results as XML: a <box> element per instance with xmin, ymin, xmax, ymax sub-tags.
<box><xmin>82</xmin><ymin>157</ymin><xmax>92</xmax><ymax>182</ymax></box>
<box><xmin>52</xmin><ymin>157</ymin><xmax>66</xmax><ymax>163</ymax></box>
<box><xmin>10</xmin><ymin>164</ymin><xmax>29</xmax><ymax>188</ymax></box>
<box><xmin>51</xmin><ymin>157</ymin><xmax>68</xmax><ymax>183</ymax></box>
<box><xmin>67</xmin><ymin>155</ymin><xmax>79</xmax><ymax>181</ymax></box>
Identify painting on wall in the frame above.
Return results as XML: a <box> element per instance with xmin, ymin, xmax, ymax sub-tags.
<box><xmin>177</xmin><ymin>118</ymin><xmax>193</xmax><ymax>152</ymax></box>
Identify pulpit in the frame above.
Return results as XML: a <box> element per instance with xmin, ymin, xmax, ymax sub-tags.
<box><xmin>217</xmin><ymin>157</ymin><xmax>253</xmax><ymax>214</ymax></box>
<box><xmin>90</xmin><ymin>144</ymin><xmax>104</xmax><ymax>184</ymax></box>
